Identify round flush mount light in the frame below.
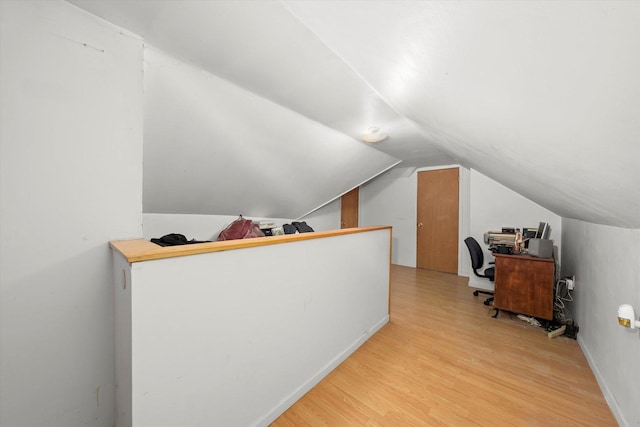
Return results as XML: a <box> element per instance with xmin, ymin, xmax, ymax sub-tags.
<box><xmin>361</xmin><ymin>127</ymin><xmax>388</xmax><ymax>143</ymax></box>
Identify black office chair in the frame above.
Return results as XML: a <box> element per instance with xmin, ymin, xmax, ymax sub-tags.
<box><xmin>464</xmin><ymin>236</ymin><xmax>495</xmax><ymax>306</ymax></box>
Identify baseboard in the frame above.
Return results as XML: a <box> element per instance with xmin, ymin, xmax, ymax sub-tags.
<box><xmin>577</xmin><ymin>335</ymin><xmax>628</xmax><ymax>427</ymax></box>
<box><xmin>256</xmin><ymin>314</ymin><xmax>390</xmax><ymax>427</ymax></box>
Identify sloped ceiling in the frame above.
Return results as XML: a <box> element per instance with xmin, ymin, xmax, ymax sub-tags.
<box><xmin>68</xmin><ymin>0</ymin><xmax>640</xmax><ymax>227</ymax></box>
<box><xmin>143</xmin><ymin>47</ymin><xmax>400</xmax><ymax>218</ymax></box>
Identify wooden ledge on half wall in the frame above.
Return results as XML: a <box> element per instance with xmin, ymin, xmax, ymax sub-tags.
<box><xmin>110</xmin><ymin>225</ymin><xmax>392</xmax><ymax>263</ymax></box>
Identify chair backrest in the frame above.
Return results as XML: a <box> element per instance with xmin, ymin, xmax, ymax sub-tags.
<box><xmin>464</xmin><ymin>237</ymin><xmax>484</xmax><ymax>271</ymax></box>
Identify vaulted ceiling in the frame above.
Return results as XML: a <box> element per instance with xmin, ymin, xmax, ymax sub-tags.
<box><xmin>68</xmin><ymin>0</ymin><xmax>640</xmax><ymax>227</ymax></box>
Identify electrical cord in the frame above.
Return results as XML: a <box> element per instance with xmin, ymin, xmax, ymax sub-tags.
<box><xmin>554</xmin><ymin>277</ymin><xmax>574</xmax><ymax>323</ymax></box>
<box><xmin>517</xmin><ymin>314</ymin><xmax>541</xmax><ymax>327</ymax></box>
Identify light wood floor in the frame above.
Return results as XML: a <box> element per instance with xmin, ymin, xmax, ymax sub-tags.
<box><xmin>272</xmin><ymin>265</ymin><xmax>617</xmax><ymax>426</ymax></box>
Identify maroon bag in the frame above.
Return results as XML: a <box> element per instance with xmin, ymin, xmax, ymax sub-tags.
<box><xmin>217</xmin><ymin>215</ymin><xmax>265</xmax><ymax>241</ymax></box>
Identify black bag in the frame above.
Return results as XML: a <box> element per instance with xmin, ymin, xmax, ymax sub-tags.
<box><xmin>292</xmin><ymin>221</ymin><xmax>314</xmax><ymax>233</ymax></box>
<box><xmin>283</xmin><ymin>224</ymin><xmax>297</xmax><ymax>234</ymax></box>
<box><xmin>151</xmin><ymin>233</ymin><xmax>208</xmax><ymax>247</ymax></box>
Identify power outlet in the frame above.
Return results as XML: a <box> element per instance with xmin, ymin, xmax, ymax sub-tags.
<box><xmin>563</xmin><ymin>275</ymin><xmax>575</xmax><ymax>290</ymax></box>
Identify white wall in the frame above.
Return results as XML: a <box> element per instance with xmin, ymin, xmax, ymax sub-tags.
<box><xmin>359</xmin><ymin>166</ymin><xmax>418</xmax><ymax>267</ymax></box>
<box><xmin>469</xmin><ymin>169</ymin><xmax>562</xmax><ymax>290</ymax></box>
<box><xmin>358</xmin><ymin>165</ymin><xmax>470</xmax><ymax>272</ymax></box>
<box><xmin>300</xmin><ymin>166</ymin><xmax>419</xmax><ymax>267</ymax></box>
<box><xmin>0</xmin><ymin>2</ymin><xmax>143</xmax><ymax>426</ymax></box>
<box><xmin>142</xmin><ymin>46</ymin><xmax>400</xmax><ymax>219</ymax></box>
<box><xmin>305</xmin><ymin>165</ymin><xmax>464</xmax><ymax>272</ymax></box>
<box><xmin>298</xmin><ymin>198</ymin><xmax>341</xmax><ymax>232</ymax></box>
<box><xmin>345</xmin><ymin>165</ymin><xmax>562</xmax><ymax>288</ymax></box>
<box><xmin>299</xmin><ymin>169</ymin><xmax>417</xmax><ymax>265</ymax></box>
<box><xmin>561</xmin><ymin>219</ymin><xmax>640</xmax><ymax>427</ymax></box>
<box><xmin>114</xmin><ymin>228</ymin><xmax>391</xmax><ymax>427</ymax></box>
<box><xmin>305</xmin><ymin>166</ymin><xmax>561</xmax><ymax>289</ymax></box>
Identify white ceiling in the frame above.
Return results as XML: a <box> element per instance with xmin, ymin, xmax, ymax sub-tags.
<box><xmin>142</xmin><ymin>46</ymin><xmax>400</xmax><ymax>218</ymax></box>
<box><xmin>68</xmin><ymin>0</ymin><xmax>640</xmax><ymax>227</ymax></box>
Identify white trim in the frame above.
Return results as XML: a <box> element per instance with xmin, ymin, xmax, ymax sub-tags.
<box><xmin>258</xmin><ymin>315</ymin><xmax>389</xmax><ymax>427</ymax></box>
<box><xmin>577</xmin><ymin>336</ymin><xmax>628</xmax><ymax>427</ymax></box>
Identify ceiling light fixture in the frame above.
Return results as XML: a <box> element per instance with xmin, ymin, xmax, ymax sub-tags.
<box><xmin>361</xmin><ymin>127</ymin><xmax>388</xmax><ymax>143</ymax></box>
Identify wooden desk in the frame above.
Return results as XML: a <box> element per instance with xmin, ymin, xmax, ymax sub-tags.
<box><xmin>493</xmin><ymin>253</ymin><xmax>555</xmax><ymax>320</ymax></box>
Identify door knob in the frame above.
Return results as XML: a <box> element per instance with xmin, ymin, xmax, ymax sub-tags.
<box><xmin>417</xmin><ymin>223</ymin><xmax>423</xmax><ymax>227</ymax></box>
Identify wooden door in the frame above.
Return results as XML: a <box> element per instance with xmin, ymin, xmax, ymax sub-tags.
<box><xmin>341</xmin><ymin>187</ymin><xmax>359</xmax><ymax>229</ymax></box>
<box><xmin>416</xmin><ymin>168</ymin><xmax>459</xmax><ymax>273</ymax></box>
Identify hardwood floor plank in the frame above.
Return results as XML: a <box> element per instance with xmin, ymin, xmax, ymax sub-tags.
<box><xmin>272</xmin><ymin>265</ymin><xmax>617</xmax><ymax>426</ymax></box>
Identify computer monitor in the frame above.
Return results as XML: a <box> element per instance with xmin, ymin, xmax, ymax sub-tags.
<box><xmin>535</xmin><ymin>222</ymin><xmax>551</xmax><ymax>239</ymax></box>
